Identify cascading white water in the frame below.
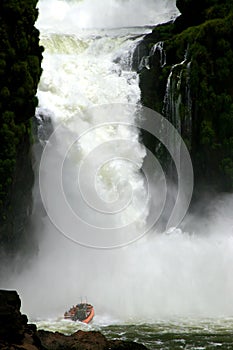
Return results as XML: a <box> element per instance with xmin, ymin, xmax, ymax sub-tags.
<box><xmin>162</xmin><ymin>54</ymin><xmax>192</xmax><ymax>137</ymax></box>
<box><xmin>3</xmin><ymin>0</ymin><xmax>233</xmax><ymax>329</ymax></box>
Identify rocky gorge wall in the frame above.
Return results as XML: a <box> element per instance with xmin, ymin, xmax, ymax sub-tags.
<box><xmin>139</xmin><ymin>0</ymin><xmax>233</xmax><ymax>196</ymax></box>
<box><xmin>0</xmin><ymin>0</ymin><xmax>43</xmax><ymax>263</ymax></box>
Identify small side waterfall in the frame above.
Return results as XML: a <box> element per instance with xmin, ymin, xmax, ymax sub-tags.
<box><xmin>139</xmin><ymin>41</ymin><xmax>166</xmax><ymax>71</ymax></box>
<box><xmin>162</xmin><ymin>52</ymin><xmax>192</xmax><ymax>145</ymax></box>
<box><xmin>150</xmin><ymin>41</ymin><xmax>166</xmax><ymax>68</ymax></box>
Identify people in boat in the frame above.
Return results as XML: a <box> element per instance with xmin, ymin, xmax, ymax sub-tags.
<box><xmin>64</xmin><ymin>305</ymin><xmax>78</xmax><ymax>318</ymax></box>
<box><xmin>64</xmin><ymin>303</ymin><xmax>93</xmax><ymax>319</ymax></box>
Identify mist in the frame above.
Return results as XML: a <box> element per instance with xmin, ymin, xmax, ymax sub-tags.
<box><xmin>2</xmin><ymin>193</ymin><xmax>233</xmax><ymax>322</ymax></box>
<box><xmin>36</xmin><ymin>0</ymin><xmax>179</xmax><ymax>33</ymax></box>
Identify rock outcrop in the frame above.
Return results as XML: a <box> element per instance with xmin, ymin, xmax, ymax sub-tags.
<box><xmin>0</xmin><ymin>290</ymin><xmax>27</xmax><ymax>344</ymax></box>
<box><xmin>38</xmin><ymin>330</ymin><xmax>147</xmax><ymax>350</ymax></box>
<box><xmin>0</xmin><ymin>290</ymin><xmax>147</xmax><ymax>350</ymax></box>
<box><xmin>138</xmin><ymin>0</ymin><xmax>233</xmax><ymax>194</ymax></box>
<box><xmin>0</xmin><ymin>0</ymin><xmax>43</xmax><ymax>264</ymax></box>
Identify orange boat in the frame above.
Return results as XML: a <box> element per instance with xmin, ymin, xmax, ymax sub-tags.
<box><xmin>64</xmin><ymin>303</ymin><xmax>94</xmax><ymax>323</ymax></box>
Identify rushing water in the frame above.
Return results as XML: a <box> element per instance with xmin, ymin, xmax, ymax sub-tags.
<box><xmin>3</xmin><ymin>0</ymin><xmax>233</xmax><ymax>349</ymax></box>
<box><xmin>35</xmin><ymin>318</ymin><xmax>233</xmax><ymax>349</ymax></box>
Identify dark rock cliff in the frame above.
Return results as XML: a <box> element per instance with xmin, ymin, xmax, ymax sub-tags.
<box><xmin>0</xmin><ymin>0</ymin><xmax>43</xmax><ymax>263</ymax></box>
<box><xmin>139</xmin><ymin>0</ymin><xmax>233</xmax><ymax>195</ymax></box>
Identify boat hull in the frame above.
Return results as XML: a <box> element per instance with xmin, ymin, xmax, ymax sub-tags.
<box><xmin>64</xmin><ymin>303</ymin><xmax>94</xmax><ymax>324</ymax></box>
<box><xmin>82</xmin><ymin>307</ymin><xmax>94</xmax><ymax>324</ymax></box>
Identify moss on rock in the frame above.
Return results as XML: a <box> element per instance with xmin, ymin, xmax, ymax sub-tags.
<box><xmin>139</xmin><ymin>0</ymin><xmax>233</xmax><ymax>192</ymax></box>
<box><xmin>0</xmin><ymin>0</ymin><xmax>43</xmax><ymax>257</ymax></box>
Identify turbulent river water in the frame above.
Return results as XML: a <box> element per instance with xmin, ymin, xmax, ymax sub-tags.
<box><xmin>4</xmin><ymin>0</ymin><xmax>233</xmax><ymax>349</ymax></box>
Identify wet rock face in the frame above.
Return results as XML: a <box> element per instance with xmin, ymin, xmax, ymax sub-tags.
<box><xmin>176</xmin><ymin>0</ymin><xmax>205</xmax><ymax>20</ymax></box>
<box><xmin>38</xmin><ymin>329</ymin><xmax>148</xmax><ymax>350</ymax></box>
<box><xmin>0</xmin><ymin>0</ymin><xmax>43</xmax><ymax>265</ymax></box>
<box><xmin>175</xmin><ymin>0</ymin><xmax>233</xmax><ymax>31</ymax></box>
<box><xmin>38</xmin><ymin>330</ymin><xmax>110</xmax><ymax>350</ymax></box>
<box><xmin>138</xmin><ymin>0</ymin><xmax>233</xmax><ymax>194</ymax></box>
<box><xmin>0</xmin><ymin>290</ymin><xmax>147</xmax><ymax>350</ymax></box>
<box><xmin>0</xmin><ymin>290</ymin><xmax>27</xmax><ymax>344</ymax></box>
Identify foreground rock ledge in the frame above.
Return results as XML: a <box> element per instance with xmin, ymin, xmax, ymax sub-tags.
<box><xmin>0</xmin><ymin>290</ymin><xmax>147</xmax><ymax>350</ymax></box>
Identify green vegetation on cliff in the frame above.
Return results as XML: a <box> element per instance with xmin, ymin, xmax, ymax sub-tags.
<box><xmin>0</xmin><ymin>0</ymin><xmax>43</xmax><ymax>253</ymax></box>
<box><xmin>139</xmin><ymin>0</ymin><xmax>233</xmax><ymax>191</ymax></box>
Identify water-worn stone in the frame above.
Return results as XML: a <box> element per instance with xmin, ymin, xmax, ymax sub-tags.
<box><xmin>38</xmin><ymin>329</ymin><xmax>147</xmax><ymax>350</ymax></box>
<box><xmin>0</xmin><ymin>290</ymin><xmax>27</xmax><ymax>344</ymax></box>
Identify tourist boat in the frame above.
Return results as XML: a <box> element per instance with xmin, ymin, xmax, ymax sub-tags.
<box><xmin>64</xmin><ymin>303</ymin><xmax>94</xmax><ymax>323</ymax></box>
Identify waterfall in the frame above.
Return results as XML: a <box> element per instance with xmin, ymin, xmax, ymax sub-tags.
<box><xmin>139</xmin><ymin>41</ymin><xmax>166</xmax><ymax>71</ymax></box>
<box><xmin>32</xmin><ymin>0</ymin><xmax>181</xmax><ymax>251</ymax></box>
<box><xmin>3</xmin><ymin>0</ymin><xmax>233</xmax><ymax>324</ymax></box>
<box><xmin>35</xmin><ymin>17</ymin><xmax>148</xmax><ymax>250</ymax></box>
<box><xmin>150</xmin><ymin>41</ymin><xmax>166</xmax><ymax>67</ymax></box>
<box><xmin>162</xmin><ymin>52</ymin><xmax>192</xmax><ymax>142</ymax></box>
<box><xmin>184</xmin><ymin>61</ymin><xmax>192</xmax><ymax>142</ymax></box>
